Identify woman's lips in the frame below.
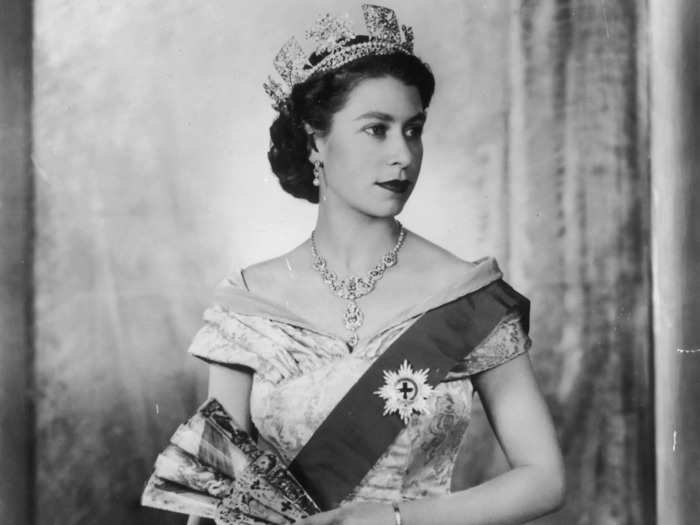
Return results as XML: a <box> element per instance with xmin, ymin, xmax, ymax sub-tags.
<box><xmin>376</xmin><ymin>180</ymin><xmax>411</xmax><ymax>194</ymax></box>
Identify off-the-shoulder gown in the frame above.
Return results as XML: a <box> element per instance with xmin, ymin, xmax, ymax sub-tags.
<box><xmin>187</xmin><ymin>256</ymin><xmax>532</xmax><ymax>506</ymax></box>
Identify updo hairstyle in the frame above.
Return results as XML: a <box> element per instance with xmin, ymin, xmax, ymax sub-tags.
<box><xmin>267</xmin><ymin>42</ymin><xmax>436</xmax><ymax>204</ymax></box>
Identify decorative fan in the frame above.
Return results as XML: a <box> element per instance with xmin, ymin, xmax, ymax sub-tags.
<box><xmin>141</xmin><ymin>398</ymin><xmax>320</xmax><ymax>524</ymax></box>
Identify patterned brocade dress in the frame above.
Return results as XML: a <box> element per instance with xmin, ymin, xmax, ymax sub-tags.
<box><xmin>187</xmin><ymin>256</ymin><xmax>532</xmax><ymax>506</ymax></box>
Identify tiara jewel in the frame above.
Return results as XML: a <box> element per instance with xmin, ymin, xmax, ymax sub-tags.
<box><xmin>305</xmin><ymin>13</ymin><xmax>356</xmax><ymax>55</ymax></box>
<box><xmin>363</xmin><ymin>4</ymin><xmax>400</xmax><ymax>43</ymax></box>
<box><xmin>263</xmin><ymin>4</ymin><xmax>415</xmax><ymax>113</ymax></box>
<box><xmin>274</xmin><ymin>38</ymin><xmax>309</xmax><ymax>86</ymax></box>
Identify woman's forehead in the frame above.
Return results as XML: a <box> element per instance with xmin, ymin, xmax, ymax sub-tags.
<box><xmin>339</xmin><ymin>77</ymin><xmax>423</xmax><ymax>119</ymax></box>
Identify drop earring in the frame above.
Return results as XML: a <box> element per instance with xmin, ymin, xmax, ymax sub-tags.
<box><xmin>312</xmin><ymin>160</ymin><xmax>322</xmax><ymax>187</ymax></box>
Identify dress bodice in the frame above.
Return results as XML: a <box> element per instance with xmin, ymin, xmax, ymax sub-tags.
<box><xmin>187</xmin><ymin>256</ymin><xmax>532</xmax><ymax>504</ymax></box>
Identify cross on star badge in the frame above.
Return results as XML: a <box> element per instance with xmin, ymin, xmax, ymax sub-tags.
<box><xmin>374</xmin><ymin>359</ymin><xmax>434</xmax><ymax>424</ymax></box>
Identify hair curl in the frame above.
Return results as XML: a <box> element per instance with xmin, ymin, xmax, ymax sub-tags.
<box><xmin>267</xmin><ymin>51</ymin><xmax>436</xmax><ymax>203</ymax></box>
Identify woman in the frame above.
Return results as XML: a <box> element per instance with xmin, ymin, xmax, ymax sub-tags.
<box><xmin>187</xmin><ymin>4</ymin><xmax>565</xmax><ymax>524</ymax></box>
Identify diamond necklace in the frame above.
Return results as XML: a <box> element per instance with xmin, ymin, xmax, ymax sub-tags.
<box><xmin>310</xmin><ymin>220</ymin><xmax>406</xmax><ymax>348</ymax></box>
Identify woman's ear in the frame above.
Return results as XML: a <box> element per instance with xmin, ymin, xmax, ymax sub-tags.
<box><xmin>303</xmin><ymin>122</ymin><xmax>318</xmax><ymax>153</ymax></box>
<box><xmin>303</xmin><ymin>122</ymin><xmax>324</xmax><ymax>161</ymax></box>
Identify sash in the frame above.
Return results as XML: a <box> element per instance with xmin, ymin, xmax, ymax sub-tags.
<box><xmin>287</xmin><ymin>278</ymin><xmax>530</xmax><ymax>510</ymax></box>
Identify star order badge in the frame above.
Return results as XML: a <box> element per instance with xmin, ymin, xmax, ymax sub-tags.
<box><xmin>374</xmin><ymin>359</ymin><xmax>434</xmax><ymax>424</ymax></box>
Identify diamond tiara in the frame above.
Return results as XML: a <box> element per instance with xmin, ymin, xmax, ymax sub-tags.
<box><xmin>263</xmin><ymin>4</ymin><xmax>415</xmax><ymax>113</ymax></box>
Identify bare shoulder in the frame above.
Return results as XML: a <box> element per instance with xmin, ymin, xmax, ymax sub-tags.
<box><xmin>239</xmin><ymin>243</ymin><xmax>312</xmax><ymax>296</ymax></box>
<box><xmin>240</xmin><ymin>258</ymin><xmax>286</xmax><ymax>296</ymax></box>
<box><xmin>403</xmin><ymin>229</ymin><xmax>477</xmax><ymax>285</ymax></box>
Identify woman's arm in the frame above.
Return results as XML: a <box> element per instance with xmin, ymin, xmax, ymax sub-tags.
<box><xmin>186</xmin><ymin>363</ymin><xmax>255</xmax><ymax>525</ymax></box>
<box><xmin>299</xmin><ymin>352</ymin><xmax>565</xmax><ymax>525</ymax></box>
<box><xmin>401</xmin><ymin>352</ymin><xmax>566</xmax><ymax>525</ymax></box>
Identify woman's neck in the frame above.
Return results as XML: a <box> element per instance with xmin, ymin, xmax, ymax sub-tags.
<box><xmin>312</xmin><ymin>205</ymin><xmax>402</xmax><ymax>276</ymax></box>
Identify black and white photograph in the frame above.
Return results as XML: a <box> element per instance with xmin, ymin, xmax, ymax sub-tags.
<box><xmin>1</xmin><ymin>1</ymin><xmax>697</xmax><ymax>524</ymax></box>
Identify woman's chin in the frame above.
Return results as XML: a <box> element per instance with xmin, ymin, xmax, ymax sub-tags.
<box><xmin>363</xmin><ymin>200</ymin><xmax>409</xmax><ymax>219</ymax></box>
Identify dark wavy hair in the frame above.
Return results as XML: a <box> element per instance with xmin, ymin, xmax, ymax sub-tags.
<box><xmin>267</xmin><ymin>49</ymin><xmax>436</xmax><ymax>203</ymax></box>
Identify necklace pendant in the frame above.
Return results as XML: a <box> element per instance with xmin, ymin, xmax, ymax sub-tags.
<box><xmin>343</xmin><ymin>300</ymin><xmax>363</xmax><ymax>332</ymax></box>
<box><xmin>310</xmin><ymin>220</ymin><xmax>405</xmax><ymax>352</ymax></box>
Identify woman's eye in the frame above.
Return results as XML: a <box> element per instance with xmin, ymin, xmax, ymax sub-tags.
<box><xmin>365</xmin><ymin>124</ymin><xmax>387</xmax><ymax>137</ymax></box>
<box><xmin>406</xmin><ymin>125</ymin><xmax>424</xmax><ymax>138</ymax></box>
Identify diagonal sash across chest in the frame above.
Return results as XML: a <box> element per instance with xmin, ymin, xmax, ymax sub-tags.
<box><xmin>287</xmin><ymin>278</ymin><xmax>530</xmax><ymax>510</ymax></box>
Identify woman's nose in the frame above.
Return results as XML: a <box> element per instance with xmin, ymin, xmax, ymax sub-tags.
<box><xmin>388</xmin><ymin>133</ymin><xmax>413</xmax><ymax>168</ymax></box>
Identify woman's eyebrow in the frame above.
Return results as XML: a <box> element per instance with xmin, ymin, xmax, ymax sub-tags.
<box><xmin>354</xmin><ymin>111</ymin><xmax>427</xmax><ymax>123</ymax></box>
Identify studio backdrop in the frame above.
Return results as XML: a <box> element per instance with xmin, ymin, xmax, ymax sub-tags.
<box><xmin>1</xmin><ymin>0</ymin><xmax>660</xmax><ymax>523</ymax></box>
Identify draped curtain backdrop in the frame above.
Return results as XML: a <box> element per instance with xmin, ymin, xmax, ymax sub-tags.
<box><xmin>0</xmin><ymin>0</ymin><xmax>672</xmax><ymax>523</ymax></box>
<box><xmin>504</xmin><ymin>1</ymin><xmax>653</xmax><ymax>523</ymax></box>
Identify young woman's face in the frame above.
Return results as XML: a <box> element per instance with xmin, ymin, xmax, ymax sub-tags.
<box><xmin>311</xmin><ymin>75</ymin><xmax>426</xmax><ymax>217</ymax></box>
